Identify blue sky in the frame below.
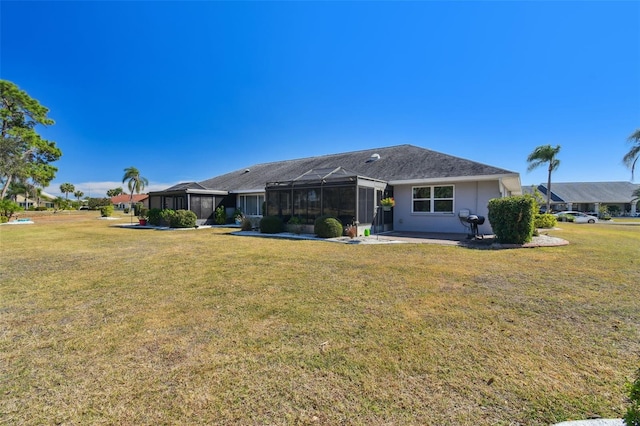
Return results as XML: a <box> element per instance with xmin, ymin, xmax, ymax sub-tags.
<box><xmin>1</xmin><ymin>1</ymin><xmax>639</xmax><ymax>198</ymax></box>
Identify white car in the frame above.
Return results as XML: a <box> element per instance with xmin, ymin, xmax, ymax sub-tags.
<box><xmin>554</xmin><ymin>211</ymin><xmax>598</xmax><ymax>224</ymax></box>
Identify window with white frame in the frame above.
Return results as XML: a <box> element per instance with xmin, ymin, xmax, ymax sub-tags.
<box><xmin>239</xmin><ymin>194</ymin><xmax>265</xmax><ymax>216</ymax></box>
<box><xmin>412</xmin><ymin>185</ymin><xmax>454</xmax><ymax>213</ymax></box>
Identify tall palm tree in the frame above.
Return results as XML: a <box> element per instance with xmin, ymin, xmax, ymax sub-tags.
<box><xmin>74</xmin><ymin>190</ymin><xmax>84</xmax><ymax>206</ymax></box>
<box><xmin>527</xmin><ymin>145</ymin><xmax>561</xmax><ymax>213</ymax></box>
<box><xmin>623</xmin><ymin>129</ymin><xmax>640</xmax><ymax>180</ymax></box>
<box><xmin>122</xmin><ymin>166</ymin><xmax>149</xmax><ymax>213</ymax></box>
<box><xmin>59</xmin><ymin>182</ymin><xmax>75</xmax><ymax>200</ymax></box>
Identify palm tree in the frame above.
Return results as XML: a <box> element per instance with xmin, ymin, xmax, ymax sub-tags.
<box><xmin>623</xmin><ymin>129</ymin><xmax>640</xmax><ymax>180</ymax></box>
<box><xmin>59</xmin><ymin>183</ymin><xmax>75</xmax><ymax>200</ymax></box>
<box><xmin>106</xmin><ymin>187</ymin><xmax>124</xmax><ymax>197</ymax></box>
<box><xmin>122</xmin><ymin>166</ymin><xmax>148</xmax><ymax>214</ymax></box>
<box><xmin>527</xmin><ymin>145</ymin><xmax>561</xmax><ymax>213</ymax></box>
<box><xmin>74</xmin><ymin>190</ymin><xmax>84</xmax><ymax>207</ymax></box>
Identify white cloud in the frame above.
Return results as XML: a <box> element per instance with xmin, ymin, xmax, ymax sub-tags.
<box><xmin>44</xmin><ymin>181</ymin><xmax>179</xmax><ymax>198</ymax></box>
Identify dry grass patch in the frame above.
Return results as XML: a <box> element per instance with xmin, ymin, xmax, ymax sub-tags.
<box><xmin>1</xmin><ymin>213</ymin><xmax>639</xmax><ymax>425</ymax></box>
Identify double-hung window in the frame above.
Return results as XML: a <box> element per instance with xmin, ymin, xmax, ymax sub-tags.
<box><xmin>412</xmin><ymin>185</ymin><xmax>454</xmax><ymax>213</ymax></box>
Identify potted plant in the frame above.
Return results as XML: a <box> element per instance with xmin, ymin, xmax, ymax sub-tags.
<box><xmin>233</xmin><ymin>208</ymin><xmax>244</xmax><ymax>225</ymax></box>
<box><xmin>381</xmin><ymin>197</ymin><xmax>395</xmax><ymax>211</ymax></box>
<box><xmin>138</xmin><ymin>207</ymin><xmax>149</xmax><ymax>226</ymax></box>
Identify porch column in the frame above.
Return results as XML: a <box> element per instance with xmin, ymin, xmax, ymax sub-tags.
<box><xmin>594</xmin><ymin>202</ymin><xmax>600</xmax><ymax>214</ymax></box>
<box><xmin>631</xmin><ymin>201</ymin><xmax>637</xmax><ymax>215</ymax></box>
<box><xmin>567</xmin><ymin>202</ymin><xmax>573</xmax><ymax>211</ymax></box>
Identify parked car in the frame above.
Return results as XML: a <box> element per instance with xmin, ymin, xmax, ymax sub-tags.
<box><xmin>554</xmin><ymin>211</ymin><xmax>598</xmax><ymax>223</ymax></box>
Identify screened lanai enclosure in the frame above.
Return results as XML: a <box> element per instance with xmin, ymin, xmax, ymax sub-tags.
<box><xmin>148</xmin><ymin>182</ymin><xmax>229</xmax><ymax>225</ymax></box>
<box><xmin>265</xmin><ymin>167</ymin><xmax>393</xmax><ymax>234</ymax></box>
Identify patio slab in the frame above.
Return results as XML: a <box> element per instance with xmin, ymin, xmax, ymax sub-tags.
<box><xmin>232</xmin><ymin>230</ymin><xmax>569</xmax><ymax>248</ymax></box>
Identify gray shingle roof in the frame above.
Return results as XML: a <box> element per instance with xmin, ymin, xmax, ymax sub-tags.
<box><xmin>530</xmin><ymin>181</ymin><xmax>639</xmax><ymax>203</ymax></box>
<box><xmin>197</xmin><ymin>144</ymin><xmax>518</xmax><ymax>192</ymax></box>
<box><xmin>163</xmin><ymin>181</ymin><xmax>209</xmax><ymax>191</ymax></box>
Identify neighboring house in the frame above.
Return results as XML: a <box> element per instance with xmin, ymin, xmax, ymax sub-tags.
<box><xmin>149</xmin><ymin>144</ymin><xmax>522</xmax><ymax>234</ymax></box>
<box><xmin>523</xmin><ymin>182</ymin><xmax>640</xmax><ymax>215</ymax></box>
<box><xmin>110</xmin><ymin>194</ymin><xmax>149</xmax><ymax>210</ymax></box>
<box><xmin>14</xmin><ymin>191</ymin><xmax>56</xmax><ymax>209</ymax></box>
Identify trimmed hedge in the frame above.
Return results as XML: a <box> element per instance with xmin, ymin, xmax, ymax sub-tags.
<box><xmin>534</xmin><ymin>213</ymin><xmax>557</xmax><ymax>229</ymax></box>
<box><xmin>147</xmin><ymin>208</ymin><xmax>163</xmax><ymax>226</ymax></box>
<box><xmin>488</xmin><ymin>195</ymin><xmax>536</xmax><ymax>244</ymax></box>
<box><xmin>170</xmin><ymin>209</ymin><xmax>197</xmax><ymax>228</ymax></box>
<box><xmin>260</xmin><ymin>215</ymin><xmax>284</xmax><ymax>234</ymax></box>
<box><xmin>314</xmin><ymin>216</ymin><xmax>343</xmax><ymax>238</ymax></box>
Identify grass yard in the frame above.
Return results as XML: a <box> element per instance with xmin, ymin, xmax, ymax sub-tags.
<box><xmin>1</xmin><ymin>211</ymin><xmax>639</xmax><ymax>425</ymax></box>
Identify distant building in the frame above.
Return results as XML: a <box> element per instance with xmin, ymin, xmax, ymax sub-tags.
<box><xmin>523</xmin><ymin>182</ymin><xmax>639</xmax><ymax>215</ymax></box>
<box><xmin>14</xmin><ymin>191</ymin><xmax>56</xmax><ymax>209</ymax></box>
<box><xmin>110</xmin><ymin>194</ymin><xmax>149</xmax><ymax>210</ymax></box>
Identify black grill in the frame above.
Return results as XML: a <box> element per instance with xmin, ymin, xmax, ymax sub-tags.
<box><xmin>466</xmin><ymin>215</ymin><xmax>485</xmax><ymax>239</ymax></box>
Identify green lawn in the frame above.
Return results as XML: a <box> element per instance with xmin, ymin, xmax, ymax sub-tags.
<box><xmin>1</xmin><ymin>211</ymin><xmax>639</xmax><ymax>425</ymax></box>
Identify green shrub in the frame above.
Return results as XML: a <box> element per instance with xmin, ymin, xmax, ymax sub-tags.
<box><xmin>625</xmin><ymin>367</ymin><xmax>640</xmax><ymax>426</ymax></box>
<box><xmin>87</xmin><ymin>197</ymin><xmax>111</xmax><ymax>210</ymax></box>
<box><xmin>534</xmin><ymin>213</ymin><xmax>557</xmax><ymax>229</ymax></box>
<box><xmin>147</xmin><ymin>208</ymin><xmax>163</xmax><ymax>226</ymax></box>
<box><xmin>35</xmin><ymin>206</ymin><xmax>48</xmax><ymax>211</ymax></box>
<box><xmin>314</xmin><ymin>216</ymin><xmax>343</xmax><ymax>238</ymax></box>
<box><xmin>215</xmin><ymin>205</ymin><xmax>226</xmax><ymax>225</ymax></box>
<box><xmin>170</xmin><ymin>209</ymin><xmax>197</xmax><ymax>228</ymax></box>
<box><xmin>1</xmin><ymin>215</ymin><xmax>8</xmax><ymax>223</ymax></box>
<box><xmin>160</xmin><ymin>209</ymin><xmax>176</xmax><ymax>227</ymax></box>
<box><xmin>260</xmin><ymin>215</ymin><xmax>284</xmax><ymax>234</ymax></box>
<box><xmin>556</xmin><ymin>213</ymin><xmax>574</xmax><ymax>222</ymax></box>
<box><xmin>288</xmin><ymin>216</ymin><xmax>302</xmax><ymax>225</ymax></box>
<box><xmin>0</xmin><ymin>199</ymin><xmax>22</xmax><ymax>219</ymax></box>
<box><xmin>134</xmin><ymin>202</ymin><xmax>144</xmax><ymax>217</ymax></box>
<box><xmin>488</xmin><ymin>195</ymin><xmax>536</xmax><ymax>244</ymax></box>
<box><xmin>100</xmin><ymin>205</ymin><xmax>114</xmax><ymax>217</ymax></box>
<box><xmin>138</xmin><ymin>207</ymin><xmax>149</xmax><ymax>220</ymax></box>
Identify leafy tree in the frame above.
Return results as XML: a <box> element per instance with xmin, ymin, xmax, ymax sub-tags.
<box><xmin>106</xmin><ymin>187</ymin><xmax>124</xmax><ymax>197</ymax></box>
<box><xmin>527</xmin><ymin>145</ymin><xmax>561</xmax><ymax>214</ymax></box>
<box><xmin>623</xmin><ymin>129</ymin><xmax>640</xmax><ymax>180</ymax></box>
<box><xmin>55</xmin><ymin>196</ymin><xmax>72</xmax><ymax>211</ymax></box>
<box><xmin>60</xmin><ymin>182</ymin><xmax>75</xmax><ymax>200</ymax></box>
<box><xmin>87</xmin><ymin>197</ymin><xmax>111</xmax><ymax>210</ymax></box>
<box><xmin>122</xmin><ymin>166</ymin><xmax>148</xmax><ymax>210</ymax></box>
<box><xmin>0</xmin><ymin>80</ymin><xmax>61</xmax><ymax>199</ymax></box>
<box><xmin>0</xmin><ymin>198</ymin><xmax>22</xmax><ymax>219</ymax></box>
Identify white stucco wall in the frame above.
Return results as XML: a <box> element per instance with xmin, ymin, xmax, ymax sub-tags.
<box><xmin>391</xmin><ymin>180</ymin><xmax>502</xmax><ymax>234</ymax></box>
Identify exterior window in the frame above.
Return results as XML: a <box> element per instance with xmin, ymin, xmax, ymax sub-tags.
<box><xmin>412</xmin><ymin>185</ymin><xmax>454</xmax><ymax>213</ymax></box>
<box><xmin>239</xmin><ymin>194</ymin><xmax>265</xmax><ymax>216</ymax></box>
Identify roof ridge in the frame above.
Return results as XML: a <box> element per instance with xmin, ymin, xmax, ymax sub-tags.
<box><xmin>240</xmin><ymin>144</ymin><xmax>418</xmax><ymax>169</ymax></box>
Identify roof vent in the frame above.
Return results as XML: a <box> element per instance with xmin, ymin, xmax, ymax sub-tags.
<box><xmin>366</xmin><ymin>153</ymin><xmax>381</xmax><ymax>163</ymax></box>
<box><xmin>244</xmin><ymin>169</ymin><xmax>250</xmax><ymax>173</ymax></box>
